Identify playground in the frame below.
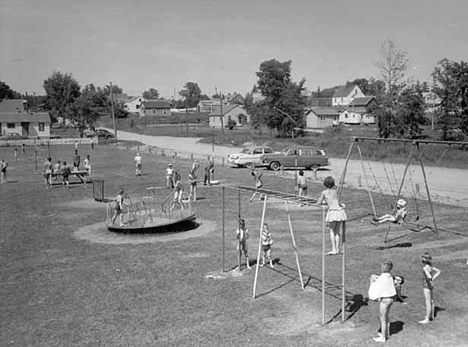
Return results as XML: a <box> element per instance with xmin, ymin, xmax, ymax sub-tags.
<box><xmin>1</xmin><ymin>141</ymin><xmax>468</xmax><ymax>347</ymax></box>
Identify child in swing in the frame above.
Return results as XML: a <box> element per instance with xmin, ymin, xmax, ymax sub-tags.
<box><xmin>261</xmin><ymin>223</ymin><xmax>274</xmax><ymax>267</ymax></box>
<box><xmin>316</xmin><ymin>176</ymin><xmax>347</xmax><ymax>255</ymax></box>
<box><xmin>236</xmin><ymin>219</ymin><xmax>251</xmax><ymax>270</ymax></box>
<box><xmin>371</xmin><ymin>199</ymin><xmax>407</xmax><ymax>226</ymax></box>
<box><xmin>419</xmin><ymin>252</ymin><xmax>441</xmax><ymax>324</ymax></box>
<box><xmin>249</xmin><ymin>169</ymin><xmax>264</xmax><ymax>202</ymax></box>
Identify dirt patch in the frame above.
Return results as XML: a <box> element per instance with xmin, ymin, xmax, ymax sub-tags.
<box><xmin>74</xmin><ymin>218</ymin><xmax>216</xmax><ymax>245</ymax></box>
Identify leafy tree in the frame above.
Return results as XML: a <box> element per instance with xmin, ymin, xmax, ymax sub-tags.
<box><xmin>103</xmin><ymin>84</ymin><xmax>123</xmax><ymax>95</ymax></box>
<box><xmin>255</xmin><ymin>59</ymin><xmax>306</xmax><ymax>137</ymax></box>
<box><xmin>142</xmin><ymin>88</ymin><xmax>160</xmax><ymax>99</ymax></box>
<box><xmin>0</xmin><ymin>81</ymin><xmax>21</xmax><ymax>99</ymax></box>
<box><xmin>65</xmin><ymin>95</ymin><xmax>100</xmax><ymax>137</ymax></box>
<box><xmin>179</xmin><ymin>82</ymin><xmax>203</xmax><ymax>108</ymax></box>
<box><xmin>43</xmin><ymin>71</ymin><xmax>81</xmax><ymax>123</ymax></box>
<box><xmin>81</xmin><ymin>84</ymin><xmax>107</xmax><ymax>108</ymax></box>
<box><xmin>432</xmin><ymin>59</ymin><xmax>468</xmax><ymax>139</ymax></box>
<box><xmin>397</xmin><ymin>87</ymin><xmax>426</xmax><ymax>138</ymax></box>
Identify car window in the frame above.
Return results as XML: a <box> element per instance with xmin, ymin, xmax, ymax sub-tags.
<box><xmin>253</xmin><ymin>149</ymin><xmax>262</xmax><ymax>154</ymax></box>
<box><xmin>241</xmin><ymin>148</ymin><xmax>250</xmax><ymax>154</ymax></box>
<box><xmin>264</xmin><ymin>148</ymin><xmax>273</xmax><ymax>154</ymax></box>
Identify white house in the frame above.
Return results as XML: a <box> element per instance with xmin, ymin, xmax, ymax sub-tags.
<box><xmin>332</xmin><ymin>85</ymin><xmax>365</xmax><ymax>106</ymax></box>
<box><xmin>422</xmin><ymin>92</ymin><xmax>442</xmax><ymax>114</ymax></box>
<box><xmin>0</xmin><ymin>112</ymin><xmax>51</xmax><ymax>138</ymax></box>
<box><xmin>139</xmin><ymin>100</ymin><xmax>172</xmax><ymax>117</ymax></box>
<box><xmin>125</xmin><ymin>97</ymin><xmax>145</xmax><ymax>114</ymax></box>
<box><xmin>305</xmin><ymin>107</ymin><xmax>340</xmax><ymax>128</ymax></box>
<box><xmin>339</xmin><ymin>96</ymin><xmax>377</xmax><ymax>124</ymax></box>
<box><xmin>209</xmin><ymin>105</ymin><xmax>250</xmax><ymax>128</ymax></box>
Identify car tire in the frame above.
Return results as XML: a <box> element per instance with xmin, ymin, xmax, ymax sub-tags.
<box><xmin>245</xmin><ymin>162</ymin><xmax>255</xmax><ymax>169</ymax></box>
<box><xmin>236</xmin><ymin>164</ymin><xmax>245</xmax><ymax>168</ymax></box>
<box><xmin>269</xmin><ymin>161</ymin><xmax>281</xmax><ymax>171</ymax></box>
<box><xmin>310</xmin><ymin>164</ymin><xmax>320</xmax><ymax>170</ymax></box>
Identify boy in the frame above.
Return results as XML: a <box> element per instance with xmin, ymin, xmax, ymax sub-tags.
<box><xmin>236</xmin><ymin>219</ymin><xmax>251</xmax><ymax>270</ymax></box>
<box><xmin>112</xmin><ymin>189</ymin><xmax>126</xmax><ymax>226</ymax></box>
<box><xmin>60</xmin><ymin>161</ymin><xmax>71</xmax><ymax>188</ymax></box>
<box><xmin>134</xmin><ymin>152</ymin><xmax>142</xmax><ymax>176</ymax></box>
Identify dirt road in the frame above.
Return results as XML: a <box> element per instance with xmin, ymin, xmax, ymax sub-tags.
<box><xmin>111</xmin><ymin>129</ymin><xmax>468</xmax><ymax>207</ymax></box>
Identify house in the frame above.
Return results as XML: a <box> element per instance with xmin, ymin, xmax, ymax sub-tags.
<box><xmin>305</xmin><ymin>107</ymin><xmax>340</xmax><ymax>128</ymax></box>
<box><xmin>422</xmin><ymin>92</ymin><xmax>442</xmax><ymax>114</ymax></box>
<box><xmin>139</xmin><ymin>100</ymin><xmax>172</xmax><ymax>117</ymax></box>
<box><xmin>252</xmin><ymin>92</ymin><xmax>265</xmax><ymax>103</ymax></box>
<box><xmin>332</xmin><ymin>85</ymin><xmax>365</xmax><ymax>106</ymax></box>
<box><xmin>197</xmin><ymin>99</ymin><xmax>229</xmax><ymax>113</ymax></box>
<box><xmin>0</xmin><ymin>112</ymin><xmax>51</xmax><ymax>138</ymax></box>
<box><xmin>225</xmin><ymin>93</ymin><xmax>244</xmax><ymax>105</ymax></box>
<box><xmin>125</xmin><ymin>97</ymin><xmax>145</xmax><ymax>114</ymax></box>
<box><xmin>339</xmin><ymin>96</ymin><xmax>377</xmax><ymax>124</ymax></box>
<box><xmin>209</xmin><ymin>105</ymin><xmax>250</xmax><ymax>128</ymax></box>
<box><xmin>0</xmin><ymin>99</ymin><xmax>28</xmax><ymax>113</ymax></box>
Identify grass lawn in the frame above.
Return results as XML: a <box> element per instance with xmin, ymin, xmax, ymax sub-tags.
<box><xmin>1</xmin><ymin>142</ymin><xmax>468</xmax><ymax>346</ymax></box>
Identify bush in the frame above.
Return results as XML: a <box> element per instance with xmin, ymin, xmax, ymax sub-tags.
<box><xmin>226</xmin><ymin>120</ymin><xmax>237</xmax><ymax>130</ymax></box>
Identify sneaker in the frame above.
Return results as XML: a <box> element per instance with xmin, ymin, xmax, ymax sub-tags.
<box><xmin>419</xmin><ymin>319</ymin><xmax>430</xmax><ymax>324</ymax></box>
<box><xmin>372</xmin><ymin>336</ymin><xmax>386</xmax><ymax>343</ymax></box>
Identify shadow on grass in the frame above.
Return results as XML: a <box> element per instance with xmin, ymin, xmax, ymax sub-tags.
<box><xmin>389</xmin><ymin>321</ymin><xmax>404</xmax><ymax>336</ymax></box>
<box><xmin>434</xmin><ymin>306</ymin><xmax>445</xmax><ymax>318</ymax></box>
<box><xmin>375</xmin><ymin>242</ymin><xmax>412</xmax><ymax>250</ymax></box>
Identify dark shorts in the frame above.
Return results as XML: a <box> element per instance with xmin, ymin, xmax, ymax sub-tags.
<box><xmin>262</xmin><ymin>244</ymin><xmax>271</xmax><ymax>252</ymax></box>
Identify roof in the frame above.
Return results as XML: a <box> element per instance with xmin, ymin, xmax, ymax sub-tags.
<box><xmin>0</xmin><ymin>112</ymin><xmax>51</xmax><ymax>123</ymax></box>
<box><xmin>332</xmin><ymin>85</ymin><xmax>357</xmax><ymax>98</ymax></box>
<box><xmin>308</xmin><ymin>107</ymin><xmax>340</xmax><ymax>116</ymax></box>
<box><xmin>112</xmin><ymin>93</ymin><xmax>134</xmax><ymax>103</ymax></box>
<box><xmin>142</xmin><ymin>100</ymin><xmax>172</xmax><ymax>109</ymax></box>
<box><xmin>348</xmin><ymin>96</ymin><xmax>375</xmax><ymax>107</ymax></box>
<box><xmin>0</xmin><ymin>99</ymin><xmax>27</xmax><ymax>113</ymax></box>
<box><xmin>209</xmin><ymin>105</ymin><xmax>240</xmax><ymax>116</ymax></box>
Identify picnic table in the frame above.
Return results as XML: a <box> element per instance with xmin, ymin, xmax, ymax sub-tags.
<box><xmin>51</xmin><ymin>170</ymin><xmax>89</xmax><ymax>185</ymax></box>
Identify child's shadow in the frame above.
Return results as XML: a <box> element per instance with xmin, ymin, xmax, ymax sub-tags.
<box><xmin>434</xmin><ymin>306</ymin><xmax>445</xmax><ymax>318</ymax></box>
<box><xmin>389</xmin><ymin>321</ymin><xmax>404</xmax><ymax>336</ymax></box>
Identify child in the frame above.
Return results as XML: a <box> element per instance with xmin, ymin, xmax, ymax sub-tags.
<box><xmin>368</xmin><ymin>261</ymin><xmax>397</xmax><ymax>343</ymax></box>
<box><xmin>14</xmin><ymin>148</ymin><xmax>18</xmax><ymax>162</ymax></box>
<box><xmin>0</xmin><ymin>159</ymin><xmax>8</xmax><ymax>184</ymax></box>
<box><xmin>43</xmin><ymin>157</ymin><xmax>53</xmax><ymax>188</ymax></box>
<box><xmin>419</xmin><ymin>252</ymin><xmax>441</xmax><ymax>324</ymax></box>
<box><xmin>166</xmin><ymin>163</ymin><xmax>174</xmax><ymax>188</ymax></box>
<box><xmin>134</xmin><ymin>152</ymin><xmax>142</xmax><ymax>176</ymax></box>
<box><xmin>204</xmin><ymin>161</ymin><xmax>213</xmax><ymax>186</ymax></box>
<box><xmin>393</xmin><ymin>275</ymin><xmax>406</xmax><ymax>304</ymax></box>
<box><xmin>73</xmin><ymin>149</ymin><xmax>80</xmax><ymax>171</ymax></box>
<box><xmin>236</xmin><ymin>219</ymin><xmax>251</xmax><ymax>270</ymax></box>
<box><xmin>249</xmin><ymin>169</ymin><xmax>264</xmax><ymax>202</ymax></box>
<box><xmin>297</xmin><ymin>170</ymin><xmax>307</xmax><ymax>197</ymax></box>
<box><xmin>371</xmin><ymin>199</ymin><xmax>407</xmax><ymax>226</ymax></box>
<box><xmin>188</xmin><ymin>163</ymin><xmax>198</xmax><ymax>202</ymax></box>
<box><xmin>316</xmin><ymin>176</ymin><xmax>347</xmax><ymax>255</ymax></box>
<box><xmin>83</xmin><ymin>154</ymin><xmax>91</xmax><ymax>176</ymax></box>
<box><xmin>171</xmin><ymin>170</ymin><xmax>184</xmax><ymax>210</ymax></box>
<box><xmin>261</xmin><ymin>223</ymin><xmax>274</xmax><ymax>267</ymax></box>
<box><xmin>60</xmin><ymin>161</ymin><xmax>71</xmax><ymax>188</ymax></box>
<box><xmin>111</xmin><ymin>189</ymin><xmax>126</xmax><ymax>226</ymax></box>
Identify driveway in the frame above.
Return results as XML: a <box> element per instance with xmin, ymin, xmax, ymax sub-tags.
<box><xmin>110</xmin><ymin>129</ymin><xmax>468</xmax><ymax>207</ymax></box>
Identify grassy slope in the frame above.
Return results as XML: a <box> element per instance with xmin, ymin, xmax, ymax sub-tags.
<box><xmin>1</xmin><ymin>143</ymin><xmax>467</xmax><ymax>346</ymax></box>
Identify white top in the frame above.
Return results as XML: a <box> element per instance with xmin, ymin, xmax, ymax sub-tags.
<box><xmin>134</xmin><ymin>155</ymin><xmax>142</xmax><ymax>164</ymax></box>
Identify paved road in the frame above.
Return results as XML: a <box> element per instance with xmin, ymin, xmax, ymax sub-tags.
<box><xmin>110</xmin><ymin>129</ymin><xmax>468</xmax><ymax>207</ymax></box>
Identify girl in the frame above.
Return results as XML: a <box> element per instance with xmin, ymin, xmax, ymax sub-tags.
<box><xmin>261</xmin><ymin>223</ymin><xmax>274</xmax><ymax>267</ymax></box>
<box><xmin>188</xmin><ymin>163</ymin><xmax>198</xmax><ymax>202</ymax></box>
<box><xmin>112</xmin><ymin>189</ymin><xmax>126</xmax><ymax>226</ymax></box>
<box><xmin>368</xmin><ymin>261</ymin><xmax>397</xmax><ymax>343</ymax></box>
<box><xmin>236</xmin><ymin>219</ymin><xmax>251</xmax><ymax>270</ymax></box>
<box><xmin>419</xmin><ymin>252</ymin><xmax>441</xmax><ymax>324</ymax></box>
<box><xmin>60</xmin><ymin>161</ymin><xmax>71</xmax><ymax>188</ymax></box>
<box><xmin>171</xmin><ymin>171</ymin><xmax>184</xmax><ymax>210</ymax></box>
<box><xmin>166</xmin><ymin>163</ymin><xmax>174</xmax><ymax>188</ymax></box>
<box><xmin>249</xmin><ymin>169</ymin><xmax>264</xmax><ymax>202</ymax></box>
<box><xmin>316</xmin><ymin>176</ymin><xmax>347</xmax><ymax>255</ymax></box>
<box><xmin>371</xmin><ymin>199</ymin><xmax>408</xmax><ymax>226</ymax></box>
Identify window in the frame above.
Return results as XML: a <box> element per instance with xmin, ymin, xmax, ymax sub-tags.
<box><xmin>39</xmin><ymin>123</ymin><xmax>44</xmax><ymax>131</ymax></box>
<box><xmin>253</xmin><ymin>149</ymin><xmax>262</xmax><ymax>154</ymax></box>
<box><xmin>136</xmin><ymin>104</ymin><xmax>140</xmax><ymax>109</ymax></box>
<box><xmin>7</xmin><ymin>123</ymin><xmax>15</xmax><ymax>129</ymax></box>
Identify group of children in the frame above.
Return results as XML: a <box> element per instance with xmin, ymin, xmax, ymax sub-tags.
<box><xmin>43</xmin><ymin>151</ymin><xmax>91</xmax><ymax>188</ymax></box>
<box><xmin>166</xmin><ymin>161</ymin><xmax>200</xmax><ymax>206</ymax></box>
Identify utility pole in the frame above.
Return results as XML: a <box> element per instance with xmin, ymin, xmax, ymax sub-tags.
<box><xmin>219</xmin><ymin>92</ymin><xmax>225</xmax><ymax>139</ymax></box>
<box><xmin>110</xmin><ymin>82</ymin><xmax>117</xmax><ymax>140</ymax></box>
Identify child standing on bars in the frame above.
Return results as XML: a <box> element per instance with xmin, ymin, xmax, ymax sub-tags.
<box><xmin>236</xmin><ymin>219</ymin><xmax>251</xmax><ymax>270</ymax></box>
<box><xmin>261</xmin><ymin>223</ymin><xmax>274</xmax><ymax>268</ymax></box>
<box><xmin>419</xmin><ymin>252</ymin><xmax>441</xmax><ymax>324</ymax></box>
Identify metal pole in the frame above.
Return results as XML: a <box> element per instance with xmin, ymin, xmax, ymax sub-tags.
<box><xmin>338</xmin><ymin>139</ymin><xmax>356</xmax><ymax>200</ymax></box>
<box><xmin>341</xmin><ymin>221</ymin><xmax>346</xmax><ymax>322</ymax></box>
<box><xmin>34</xmin><ymin>146</ymin><xmax>37</xmax><ymax>172</ymax></box>
<box><xmin>419</xmin><ymin>158</ymin><xmax>438</xmax><ymax>233</ymax></box>
<box><xmin>356</xmin><ymin>143</ymin><xmax>377</xmax><ymax>217</ymax></box>
<box><xmin>110</xmin><ymin>82</ymin><xmax>117</xmax><ymax>139</ymax></box>
<box><xmin>322</xmin><ymin>205</ymin><xmax>326</xmax><ymax>325</ymax></box>
<box><xmin>212</xmin><ymin>127</ymin><xmax>215</xmax><ymax>152</ymax></box>
<box><xmin>238</xmin><ymin>188</ymin><xmax>242</xmax><ymax>270</ymax></box>
<box><xmin>222</xmin><ymin>186</ymin><xmax>225</xmax><ymax>272</ymax></box>
<box><xmin>395</xmin><ymin>144</ymin><xmax>415</xmax><ymax>203</ymax></box>
<box><xmin>253</xmin><ymin>195</ymin><xmax>268</xmax><ymax>299</ymax></box>
<box><xmin>47</xmin><ymin>141</ymin><xmax>50</xmax><ymax>158</ymax></box>
<box><xmin>285</xmin><ymin>201</ymin><xmax>304</xmax><ymax>290</ymax></box>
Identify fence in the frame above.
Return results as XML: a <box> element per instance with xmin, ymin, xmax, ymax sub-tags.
<box><xmin>0</xmin><ymin>137</ymin><xmax>97</xmax><ymax>147</ymax></box>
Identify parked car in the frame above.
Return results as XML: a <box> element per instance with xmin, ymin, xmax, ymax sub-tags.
<box><xmin>227</xmin><ymin>147</ymin><xmax>277</xmax><ymax>168</ymax></box>
<box><xmin>0</xmin><ymin>133</ymin><xmax>28</xmax><ymax>141</ymax></box>
<box><xmin>95</xmin><ymin>129</ymin><xmax>115</xmax><ymax>139</ymax></box>
<box><xmin>261</xmin><ymin>148</ymin><xmax>330</xmax><ymax>171</ymax></box>
<box><xmin>84</xmin><ymin>129</ymin><xmax>96</xmax><ymax>137</ymax></box>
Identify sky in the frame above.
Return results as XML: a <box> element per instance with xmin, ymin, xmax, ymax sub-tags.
<box><xmin>1</xmin><ymin>0</ymin><xmax>468</xmax><ymax>99</ymax></box>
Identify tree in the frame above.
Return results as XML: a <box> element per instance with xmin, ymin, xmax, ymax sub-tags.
<box><xmin>432</xmin><ymin>59</ymin><xmax>468</xmax><ymax>139</ymax></box>
<box><xmin>179</xmin><ymin>82</ymin><xmax>203</xmax><ymax>108</ymax></box>
<box><xmin>255</xmin><ymin>59</ymin><xmax>306</xmax><ymax>137</ymax></box>
<box><xmin>397</xmin><ymin>87</ymin><xmax>427</xmax><ymax>138</ymax></box>
<box><xmin>374</xmin><ymin>40</ymin><xmax>409</xmax><ymax>137</ymax></box>
<box><xmin>0</xmin><ymin>81</ymin><xmax>21</xmax><ymax>99</ymax></box>
<box><xmin>142</xmin><ymin>88</ymin><xmax>160</xmax><ymax>99</ymax></box>
<box><xmin>81</xmin><ymin>84</ymin><xmax>107</xmax><ymax>108</ymax></box>
<box><xmin>66</xmin><ymin>95</ymin><xmax>100</xmax><ymax>137</ymax></box>
<box><xmin>103</xmin><ymin>84</ymin><xmax>123</xmax><ymax>95</ymax></box>
<box><xmin>43</xmin><ymin>71</ymin><xmax>81</xmax><ymax>123</ymax></box>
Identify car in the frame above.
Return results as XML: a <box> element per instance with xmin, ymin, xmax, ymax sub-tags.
<box><xmin>95</xmin><ymin>129</ymin><xmax>115</xmax><ymax>139</ymax></box>
<box><xmin>84</xmin><ymin>129</ymin><xmax>96</xmax><ymax>137</ymax></box>
<box><xmin>0</xmin><ymin>133</ymin><xmax>28</xmax><ymax>141</ymax></box>
<box><xmin>261</xmin><ymin>147</ymin><xmax>330</xmax><ymax>171</ymax></box>
<box><xmin>227</xmin><ymin>147</ymin><xmax>277</xmax><ymax>168</ymax></box>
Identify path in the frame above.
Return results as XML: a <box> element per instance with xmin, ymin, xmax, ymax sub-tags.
<box><xmin>110</xmin><ymin>129</ymin><xmax>468</xmax><ymax>207</ymax></box>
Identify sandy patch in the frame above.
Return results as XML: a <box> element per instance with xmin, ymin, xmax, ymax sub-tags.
<box><xmin>205</xmin><ymin>267</ymin><xmax>252</xmax><ymax>279</ymax></box>
<box><xmin>74</xmin><ymin>218</ymin><xmax>216</xmax><ymax>245</ymax></box>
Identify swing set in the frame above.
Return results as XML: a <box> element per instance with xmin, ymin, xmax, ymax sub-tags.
<box><xmin>340</xmin><ymin>136</ymin><xmax>468</xmax><ymax>243</ymax></box>
<box><xmin>219</xmin><ymin>185</ymin><xmax>348</xmax><ymax>324</ymax></box>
